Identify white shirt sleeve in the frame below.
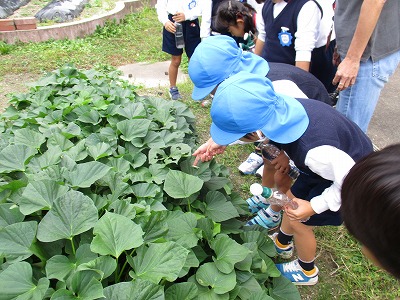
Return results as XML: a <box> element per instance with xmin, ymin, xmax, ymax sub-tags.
<box><xmin>294</xmin><ymin>1</ymin><xmax>320</xmax><ymax>62</ymax></box>
<box><xmin>156</xmin><ymin>0</ymin><xmax>170</xmax><ymax>26</ymax></box>
<box><xmin>200</xmin><ymin>0</ymin><xmax>212</xmax><ymax>38</ymax></box>
<box><xmin>256</xmin><ymin>5</ymin><xmax>266</xmax><ymax>42</ymax></box>
<box><xmin>304</xmin><ymin>145</ymin><xmax>355</xmax><ymax>214</ymax></box>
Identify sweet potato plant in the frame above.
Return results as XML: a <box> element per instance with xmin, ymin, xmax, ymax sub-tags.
<box><xmin>0</xmin><ymin>64</ymin><xmax>300</xmax><ymax>300</ymax></box>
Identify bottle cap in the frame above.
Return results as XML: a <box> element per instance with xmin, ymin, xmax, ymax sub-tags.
<box><xmin>250</xmin><ymin>183</ymin><xmax>263</xmax><ymax>196</ymax></box>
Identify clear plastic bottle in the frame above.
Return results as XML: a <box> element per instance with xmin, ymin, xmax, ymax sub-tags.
<box><xmin>250</xmin><ymin>183</ymin><xmax>298</xmax><ymax>209</ymax></box>
<box><xmin>258</xmin><ymin>142</ymin><xmax>300</xmax><ymax>180</ymax></box>
<box><xmin>250</xmin><ymin>183</ymin><xmax>310</xmax><ymax>222</ymax></box>
<box><xmin>174</xmin><ymin>22</ymin><xmax>185</xmax><ymax>49</ymax></box>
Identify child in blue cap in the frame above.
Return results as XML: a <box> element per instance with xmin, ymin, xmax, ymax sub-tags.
<box><xmin>193</xmin><ymin>71</ymin><xmax>373</xmax><ymax>285</ymax></box>
<box><xmin>189</xmin><ymin>35</ymin><xmax>332</xmax><ymax>178</ymax></box>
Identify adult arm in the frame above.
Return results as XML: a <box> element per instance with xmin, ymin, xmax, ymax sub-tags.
<box><xmin>332</xmin><ymin>0</ymin><xmax>387</xmax><ymax>90</ymax></box>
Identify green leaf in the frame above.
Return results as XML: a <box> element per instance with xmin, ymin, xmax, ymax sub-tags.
<box><xmin>165</xmin><ymin>282</ymin><xmax>198</xmax><ymax>300</ymax></box>
<box><xmin>269</xmin><ymin>276</ymin><xmax>301</xmax><ymax>300</ymax></box>
<box><xmin>77</xmin><ymin>256</ymin><xmax>117</xmax><ymax>280</ymax></box>
<box><xmin>204</xmin><ymin>177</ymin><xmax>230</xmax><ymax>191</ymax></box>
<box><xmin>102</xmin><ymin>280</ymin><xmax>164</xmax><ymax>300</ymax></box>
<box><xmin>37</xmin><ymin>190</ymin><xmax>98</xmax><ymax>242</ymax></box>
<box><xmin>0</xmin><ymin>203</ymin><xmax>24</xmax><ymax>229</ymax></box>
<box><xmin>0</xmin><ymin>145</ymin><xmax>37</xmax><ymax>173</ymax></box>
<box><xmin>65</xmin><ymin>161</ymin><xmax>111</xmax><ymax>188</ymax></box>
<box><xmin>71</xmin><ymin>270</ymin><xmax>104</xmax><ymax>299</ymax></box>
<box><xmin>131</xmin><ymin>241</ymin><xmax>189</xmax><ymax>283</ymax></box>
<box><xmin>88</xmin><ymin>142</ymin><xmax>112</xmax><ymax>160</ymax></box>
<box><xmin>163</xmin><ymin>170</ymin><xmax>203</xmax><ymax>199</ymax></box>
<box><xmin>117</xmin><ymin>119</ymin><xmax>151</xmax><ymax>141</ymax></box>
<box><xmin>195</xmin><ymin>262</ymin><xmax>236</xmax><ymax>294</ymax></box>
<box><xmin>116</xmin><ymin>102</ymin><xmax>146</xmax><ymax>119</ymax></box>
<box><xmin>20</xmin><ymin>180</ymin><xmax>69</xmax><ymax>215</ymax></box>
<box><xmin>0</xmin><ymin>221</ymin><xmax>37</xmax><ymax>262</ymax></box>
<box><xmin>91</xmin><ymin>212</ymin><xmax>144</xmax><ymax>258</ymax></box>
<box><xmin>210</xmin><ymin>234</ymin><xmax>251</xmax><ymax>274</ymax></box>
<box><xmin>76</xmin><ymin>109</ymin><xmax>101</xmax><ymax>125</ymax></box>
<box><xmin>0</xmin><ymin>262</ymin><xmax>49</xmax><ymax>300</ymax></box>
<box><xmin>203</xmin><ymin>191</ymin><xmax>239</xmax><ymax>222</ymax></box>
<box><xmin>166</xmin><ymin>212</ymin><xmax>200</xmax><ymax>248</ymax></box>
<box><xmin>14</xmin><ymin>128</ymin><xmax>46</xmax><ymax>149</ymax></box>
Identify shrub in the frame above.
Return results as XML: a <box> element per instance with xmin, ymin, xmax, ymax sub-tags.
<box><xmin>0</xmin><ymin>64</ymin><xmax>300</xmax><ymax>299</ymax></box>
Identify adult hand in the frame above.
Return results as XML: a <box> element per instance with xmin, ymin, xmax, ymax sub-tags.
<box><xmin>332</xmin><ymin>57</ymin><xmax>360</xmax><ymax>91</ymax></box>
<box><xmin>172</xmin><ymin>12</ymin><xmax>186</xmax><ymax>23</ymax></box>
<box><xmin>284</xmin><ymin>198</ymin><xmax>315</xmax><ymax>222</ymax></box>
<box><xmin>164</xmin><ymin>20</ymin><xmax>176</xmax><ymax>33</ymax></box>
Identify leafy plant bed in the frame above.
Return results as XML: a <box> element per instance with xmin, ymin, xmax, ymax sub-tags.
<box><xmin>0</xmin><ymin>64</ymin><xmax>300</xmax><ymax>299</ymax></box>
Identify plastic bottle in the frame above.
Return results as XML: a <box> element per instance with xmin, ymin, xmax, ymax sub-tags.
<box><xmin>174</xmin><ymin>22</ymin><xmax>185</xmax><ymax>49</ymax></box>
<box><xmin>250</xmin><ymin>183</ymin><xmax>298</xmax><ymax>209</ymax></box>
<box><xmin>258</xmin><ymin>142</ymin><xmax>300</xmax><ymax>180</ymax></box>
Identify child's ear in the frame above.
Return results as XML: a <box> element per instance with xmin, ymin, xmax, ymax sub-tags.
<box><xmin>236</xmin><ymin>18</ymin><xmax>245</xmax><ymax>24</ymax></box>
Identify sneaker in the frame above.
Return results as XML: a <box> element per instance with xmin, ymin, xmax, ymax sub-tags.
<box><xmin>269</xmin><ymin>232</ymin><xmax>294</xmax><ymax>259</ymax></box>
<box><xmin>255</xmin><ymin>165</ymin><xmax>264</xmax><ymax>178</ymax></box>
<box><xmin>246</xmin><ymin>208</ymin><xmax>281</xmax><ymax>230</ymax></box>
<box><xmin>238</xmin><ymin>152</ymin><xmax>263</xmax><ymax>175</ymax></box>
<box><xmin>276</xmin><ymin>260</ymin><xmax>319</xmax><ymax>286</ymax></box>
<box><xmin>169</xmin><ymin>87</ymin><xmax>182</xmax><ymax>100</ymax></box>
<box><xmin>246</xmin><ymin>194</ymin><xmax>269</xmax><ymax>214</ymax></box>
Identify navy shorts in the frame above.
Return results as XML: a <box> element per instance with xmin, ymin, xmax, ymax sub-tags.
<box><xmin>290</xmin><ymin>173</ymin><xmax>342</xmax><ymax>226</ymax></box>
<box><xmin>162</xmin><ymin>15</ymin><xmax>201</xmax><ymax>58</ymax></box>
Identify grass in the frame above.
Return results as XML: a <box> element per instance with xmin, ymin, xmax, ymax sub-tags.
<box><xmin>1</xmin><ymin>4</ymin><xmax>400</xmax><ymax>299</ymax></box>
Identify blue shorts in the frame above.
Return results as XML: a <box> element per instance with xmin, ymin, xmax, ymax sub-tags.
<box><xmin>291</xmin><ymin>173</ymin><xmax>342</xmax><ymax>226</ymax></box>
<box><xmin>162</xmin><ymin>15</ymin><xmax>201</xmax><ymax>58</ymax></box>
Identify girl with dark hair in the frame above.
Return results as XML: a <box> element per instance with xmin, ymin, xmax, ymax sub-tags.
<box><xmin>341</xmin><ymin>143</ymin><xmax>400</xmax><ymax>280</ymax></box>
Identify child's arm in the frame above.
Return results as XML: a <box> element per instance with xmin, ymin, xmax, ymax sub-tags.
<box><xmin>294</xmin><ymin>1</ymin><xmax>321</xmax><ymax>72</ymax></box>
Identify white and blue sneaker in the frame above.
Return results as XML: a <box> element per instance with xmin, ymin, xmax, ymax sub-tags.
<box><xmin>246</xmin><ymin>208</ymin><xmax>281</xmax><ymax>230</ymax></box>
<box><xmin>238</xmin><ymin>152</ymin><xmax>263</xmax><ymax>175</ymax></box>
<box><xmin>276</xmin><ymin>260</ymin><xmax>319</xmax><ymax>286</ymax></box>
<box><xmin>246</xmin><ymin>194</ymin><xmax>270</xmax><ymax>214</ymax></box>
<box><xmin>269</xmin><ymin>232</ymin><xmax>294</xmax><ymax>259</ymax></box>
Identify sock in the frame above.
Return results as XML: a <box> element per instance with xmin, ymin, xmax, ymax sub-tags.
<box><xmin>298</xmin><ymin>258</ymin><xmax>316</xmax><ymax>274</ymax></box>
<box><xmin>277</xmin><ymin>228</ymin><xmax>293</xmax><ymax>246</ymax></box>
<box><xmin>265</xmin><ymin>206</ymin><xmax>280</xmax><ymax>217</ymax></box>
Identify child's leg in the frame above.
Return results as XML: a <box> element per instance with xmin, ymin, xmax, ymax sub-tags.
<box><xmin>169</xmin><ymin>54</ymin><xmax>182</xmax><ymax>88</ymax></box>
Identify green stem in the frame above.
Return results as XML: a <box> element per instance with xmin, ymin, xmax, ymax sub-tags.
<box><xmin>70</xmin><ymin>237</ymin><xmax>76</xmax><ymax>255</ymax></box>
<box><xmin>115</xmin><ymin>257</ymin><xmax>119</xmax><ymax>283</ymax></box>
<box><xmin>116</xmin><ymin>249</ymin><xmax>136</xmax><ymax>282</ymax></box>
<box><xmin>187</xmin><ymin>198</ymin><xmax>191</xmax><ymax>212</ymax></box>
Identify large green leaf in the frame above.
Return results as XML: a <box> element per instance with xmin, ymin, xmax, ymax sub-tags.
<box><xmin>210</xmin><ymin>234</ymin><xmax>251</xmax><ymax>274</ymax></box>
<box><xmin>87</xmin><ymin>142</ymin><xmax>112</xmax><ymax>161</ymax></box>
<box><xmin>269</xmin><ymin>276</ymin><xmax>301</xmax><ymax>300</ymax></box>
<box><xmin>70</xmin><ymin>270</ymin><xmax>104</xmax><ymax>300</ymax></box>
<box><xmin>37</xmin><ymin>190</ymin><xmax>98</xmax><ymax>242</ymax></box>
<box><xmin>65</xmin><ymin>161</ymin><xmax>112</xmax><ymax>188</ymax></box>
<box><xmin>195</xmin><ymin>262</ymin><xmax>236</xmax><ymax>294</ymax></box>
<box><xmin>14</xmin><ymin>128</ymin><xmax>46</xmax><ymax>149</ymax></box>
<box><xmin>0</xmin><ymin>144</ymin><xmax>37</xmax><ymax>173</ymax></box>
<box><xmin>77</xmin><ymin>255</ymin><xmax>117</xmax><ymax>280</ymax></box>
<box><xmin>91</xmin><ymin>212</ymin><xmax>144</xmax><ymax>258</ymax></box>
<box><xmin>130</xmin><ymin>241</ymin><xmax>189</xmax><ymax>283</ymax></box>
<box><xmin>165</xmin><ymin>212</ymin><xmax>200</xmax><ymax>248</ymax></box>
<box><xmin>117</xmin><ymin>119</ymin><xmax>151</xmax><ymax>141</ymax></box>
<box><xmin>203</xmin><ymin>191</ymin><xmax>239</xmax><ymax>222</ymax></box>
<box><xmin>165</xmin><ymin>282</ymin><xmax>198</xmax><ymax>300</ymax></box>
<box><xmin>163</xmin><ymin>170</ymin><xmax>203</xmax><ymax>199</ymax></box>
<box><xmin>102</xmin><ymin>280</ymin><xmax>164</xmax><ymax>300</ymax></box>
<box><xmin>0</xmin><ymin>203</ymin><xmax>24</xmax><ymax>229</ymax></box>
<box><xmin>0</xmin><ymin>262</ymin><xmax>49</xmax><ymax>300</ymax></box>
<box><xmin>0</xmin><ymin>221</ymin><xmax>37</xmax><ymax>262</ymax></box>
<box><xmin>20</xmin><ymin>180</ymin><xmax>69</xmax><ymax>215</ymax></box>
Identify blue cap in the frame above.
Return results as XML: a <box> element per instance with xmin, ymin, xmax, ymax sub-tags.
<box><xmin>188</xmin><ymin>35</ymin><xmax>270</xmax><ymax>100</ymax></box>
<box><xmin>210</xmin><ymin>72</ymin><xmax>309</xmax><ymax>145</ymax></box>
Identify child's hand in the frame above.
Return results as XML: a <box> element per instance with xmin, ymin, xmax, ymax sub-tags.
<box><xmin>172</xmin><ymin>12</ymin><xmax>186</xmax><ymax>22</ymax></box>
<box><xmin>164</xmin><ymin>20</ymin><xmax>176</xmax><ymax>33</ymax></box>
<box><xmin>284</xmin><ymin>198</ymin><xmax>315</xmax><ymax>222</ymax></box>
<box><xmin>192</xmin><ymin>138</ymin><xmax>226</xmax><ymax>166</ymax></box>
<box><xmin>271</xmin><ymin>151</ymin><xmax>290</xmax><ymax>174</ymax></box>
